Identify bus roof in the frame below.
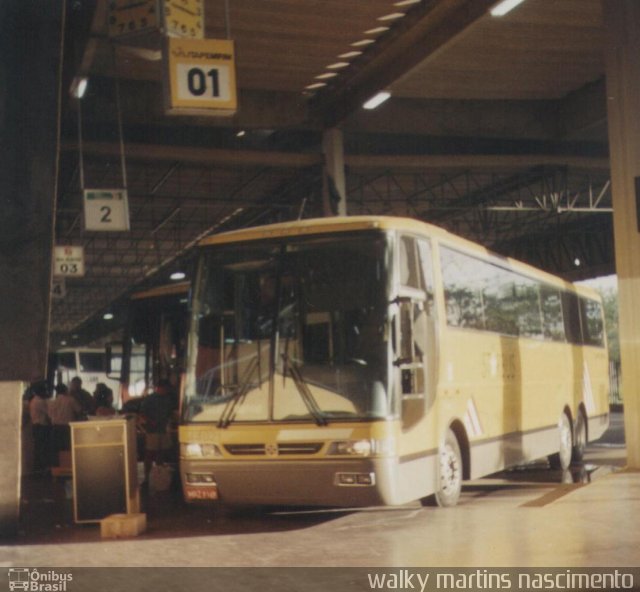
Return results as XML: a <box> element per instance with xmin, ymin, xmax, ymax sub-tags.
<box><xmin>199</xmin><ymin>216</ymin><xmax>452</xmax><ymax>246</ymax></box>
<box><xmin>198</xmin><ymin>216</ymin><xmax>601</xmax><ymax>300</ymax></box>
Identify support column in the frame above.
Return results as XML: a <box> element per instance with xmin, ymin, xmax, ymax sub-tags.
<box><xmin>322</xmin><ymin>128</ymin><xmax>347</xmax><ymax>216</ymax></box>
<box><xmin>0</xmin><ymin>0</ymin><xmax>65</xmax><ymax>535</ymax></box>
<box><xmin>603</xmin><ymin>0</ymin><xmax>640</xmax><ymax>467</ymax></box>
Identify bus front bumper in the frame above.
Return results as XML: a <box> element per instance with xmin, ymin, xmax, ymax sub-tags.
<box><xmin>180</xmin><ymin>457</ymin><xmax>401</xmax><ymax>507</ymax></box>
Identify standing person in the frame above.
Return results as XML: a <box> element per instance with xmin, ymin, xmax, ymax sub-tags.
<box><xmin>28</xmin><ymin>381</ymin><xmax>51</xmax><ymax>476</ymax></box>
<box><xmin>69</xmin><ymin>376</ymin><xmax>95</xmax><ymax>417</ymax></box>
<box><xmin>48</xmin><ymin>383</ymin><xmax>82</xmax><ymax>465</ymax></box>
<box><xmin>140</xmin><ymin>379</ymin><xmax>176</xmax><ymax>482</ymax></box>
<box><xmin>94</xmin><ymin>383</ymin><xmax>116</xmax><ymax>417</ymax></box>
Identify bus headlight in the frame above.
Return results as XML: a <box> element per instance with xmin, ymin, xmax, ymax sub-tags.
<box><xmin>181</xmin><ymin>442</ymin><xmax>223</xmax><ymax>458</ymax></box>
<box><xmin>327</xmin><ymin>438</ymin><xmax>394</xmax><ymax>457</ymax></box>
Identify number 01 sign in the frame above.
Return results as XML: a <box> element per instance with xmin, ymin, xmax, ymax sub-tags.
<box><xmin>83</xmin><ymin>189</ymin><xmax>131</xmax><ymax>232</ymax></box>
<box><xmin>163</xmin><ymin>37</ymin><xmax>237</xmax><ymax>116</ymax></box>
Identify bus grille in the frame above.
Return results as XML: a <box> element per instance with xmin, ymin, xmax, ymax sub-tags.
<box><xmin>224</xmin><ymin>443</ymin><xmax>323</xmax><ymax>456</ymax></box>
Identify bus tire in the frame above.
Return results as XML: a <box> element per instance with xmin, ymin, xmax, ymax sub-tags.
<box><xmin>572</xmin><ymin>409</ymin><xmax>587</xmax><ymax>463</ymax></box>
<box><xmin>422</xmin><ymin>428</ymin><xmax>463</xmax><ymax>508</ymax></box>
<box><xmin>548</xmin><ymin>412</ymin><xmax>573</xmax><ymax>471</ymax></box>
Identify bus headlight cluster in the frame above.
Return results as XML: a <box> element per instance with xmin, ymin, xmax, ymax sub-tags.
<box><xmin>181</xmin><ymin>442</ymin><xmax>222</xmax><ymax>458</ymax></box>
<box><xmin>327</xmin><ymin>438</ymin><xmax>394</xmax><ymax>457</ymax></box>
<box><xmin>335</xmin><ymin>472</ymin><xmax>376</xmax><ymax>486</ymax></box>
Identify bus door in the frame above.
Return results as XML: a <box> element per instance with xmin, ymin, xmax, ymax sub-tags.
<box><xmin>395</xmin><ymin>236</ymin><xmax>437</xmax><ymax>428</ymax></box>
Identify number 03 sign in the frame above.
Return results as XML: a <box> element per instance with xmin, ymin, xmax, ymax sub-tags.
<box><xmin>163</xmin><ymin>37</ymin><xmax>237</xmax><ymax>116</ymax></box>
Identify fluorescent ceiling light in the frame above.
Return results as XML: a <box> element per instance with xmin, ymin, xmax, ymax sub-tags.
<box><xmin>352</xmin><ymin>39</ymin><xmax>375</xmax><ymax>47</ymax></box>
<box><xmin>364</xmin><ymin>26</ymin><xmax>389</xmax><ymax>35</ymax></box>
<box><xmin>236</xmin><ymin>130</ymin><xmax>246</xmax><ymax>137</ymax></box>
<box><xmin>394</xmin><ymin>0</ymin><xmax>420</xmax><ymax>6</ymax></box>
<box><xmin>103</xmin><ymin>312</ymin><xmax>114</xmax><ymax>320</ymax></box>
<box><xmin>170</xmin><ymin>271</ymin><xmax>186</xmax><ymax>281</ymax></box>
<box><xmin>490</xmin><ymin>0</ymin><xmax>526</xmax><ymax>17</ymax></box>
<box><xmin>70</xmin><ymin>76</ymin><xmax>88</xmax><ymax>99</ymax></box>
<box><xmin>305</xmin><ymin>82</ymin><xmax>327</xmax><ymax>90</ymax></box>
<box><xmin>316</xmin><ymin>72</ymin><xmax>338</xmax><ymax>80</ymax></box>
<box><xmin>326</xmin><ymin>62</ymin><xmax>350</xmax><ymax>70</ymax></box>
<box><xmin>377</xmin><ymin>12</ymin><xmax>405</xmax><ymax>21</ymax></box>
<box><xmin>363</xmin><ymin>91</ymin><xmax>391</xmax><ymax>110</ymax></box>
<box><xmin>338</xmin><ymin>51</ymin><xmax>362</xmax><ymax>59</ymax></box>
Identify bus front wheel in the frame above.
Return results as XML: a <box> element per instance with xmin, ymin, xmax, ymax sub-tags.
<box><xmin>422</xmin><ymin>428</ymin><xmax>463</xmax><ymax>508</ymax></box>
<box><xmin>548</xmin><ymin>412</ymin><xmax>573</xmax><ymax>471</ymax></box>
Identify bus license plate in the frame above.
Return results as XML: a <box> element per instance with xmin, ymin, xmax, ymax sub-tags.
<box><xmin>185</xmin><ymin>486</ymin><xmax>219</xmax><ymax>500</ymax></box>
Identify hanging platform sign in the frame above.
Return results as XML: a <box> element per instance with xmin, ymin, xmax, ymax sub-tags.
<box><xmin>83</xmin><ymin>189</ymin><xmax>131</xmax><ymax>232</ymax></box>
<box><xmin>53</xmin><ymin>246</ymin><xmax>85</xmax><ymax>277</ymax></box>
<box><xmin>163</xmin><ymin>37</ymin><xmax>237</xmax><ymax>116</ymax></box>
<box><xmin>51</xmin><ymin>278</ymin><xmax>66</xmax><ymax>300</ymax></box>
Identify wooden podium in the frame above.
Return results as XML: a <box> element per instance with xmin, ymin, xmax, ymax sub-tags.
<box><xmin>70</xmin><ymin>416</ymin><xmax>139</xmax><ymax>523</ymax></box>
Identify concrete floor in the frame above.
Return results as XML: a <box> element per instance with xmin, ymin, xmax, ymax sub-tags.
<box><xmin>1</xmin><ymin>413</ymin><xmax>638</xmax><ymax>568</ymax></box>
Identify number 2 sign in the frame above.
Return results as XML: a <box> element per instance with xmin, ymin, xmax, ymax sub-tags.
<box><xmin>83</xmin><ymin>189</ymin><xmax>131</xmax><ymax>232</ymax></box>
<box><xmin>163</xmin><ymin>37</ymin><xmax>237</xmax><ymax>115</ymax></box>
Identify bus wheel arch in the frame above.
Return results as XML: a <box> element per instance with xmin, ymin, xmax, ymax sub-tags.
<box><xmin>421</xmin><ymin>421</ymin><xmax>468</xmax><ymax>508</ymax></box>
<box><xmin>449</xmin><ymin>419</ymin><xmax>470</xmax><ymax>480</ymax></box>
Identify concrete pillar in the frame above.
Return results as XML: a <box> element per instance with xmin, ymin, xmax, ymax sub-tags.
<box><xmin>322</xmin><ymin>128</ymin><xmax>347</xmax><ymax>216</ymax></box>
<box><xmin>603</xmin><ymin>0</ymin><xmax>640</xmax><ymax>467</ymax></box>
<box><xmin>0</xmin><ymin>383</ymin><xmax>24</xmax><ymax>536</ymax></box>
<box><xmin>0</xmin><ymin>0</ymin><xmax>65</xmax><ymax>535</ymax></box>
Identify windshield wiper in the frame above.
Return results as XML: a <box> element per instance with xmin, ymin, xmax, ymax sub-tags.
<box><xmin>282</xmin><ymin>353</ymin><xmax>328</xmax><ymax>426</ymax></box>
<box><xmin>217</xmin><ymin>356</ymin><xmax>259</xmax><ymax>428</ymax></box>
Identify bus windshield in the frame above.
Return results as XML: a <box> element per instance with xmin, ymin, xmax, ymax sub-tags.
<box><xmin>183</xmin><ymin>233</ymin><xmax>391</xmax><ymax>424</ymax></box>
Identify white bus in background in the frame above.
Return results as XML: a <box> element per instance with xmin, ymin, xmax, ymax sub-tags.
<box><xmin>50</xmin><ymin>347</ymin><xmax>141</xmax><ymax>409</ymax></box>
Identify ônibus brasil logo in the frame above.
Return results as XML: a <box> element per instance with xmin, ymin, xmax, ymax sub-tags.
<box><xmin>7</xmin><ymin>569</ymin><xmax>72</xmax><ymax>592</ymax></box>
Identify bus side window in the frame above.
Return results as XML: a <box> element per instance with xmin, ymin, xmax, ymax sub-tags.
<box><xmin>440</xmin><ymin>247</ymin><xmax>485</xmax><ymax>330</ymax></box>
<box><xmin>541</xmin><ymin>286</ymin><xmax>565</xmax><ymax>341</ymax></box>
<box><xmin>580</xmin><ymin>297</ymin><xmax>605</xmax><ymax>347</ymax></box>
<box><xmin>417</xmin><ymin>239</ymin><xmax>436</xmax><ymax>317</ymax></box>
<box><xmin>399</xmin><ymin>235</ymin><xmax>422</xmax><ymax>290</ymax></box>
<box><xmin>562</xmin><ymin>292</ymin><xmax>582</xmax><ymax>344</ymax></box>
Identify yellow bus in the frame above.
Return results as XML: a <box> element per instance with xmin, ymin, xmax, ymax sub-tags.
<box><xmin>179</xmin><ymin>216</ymin><xmax>609</xmax><ymax>507</ymax></box>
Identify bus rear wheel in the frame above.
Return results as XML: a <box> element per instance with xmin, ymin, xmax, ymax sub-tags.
<box><xmin>422</xmin><ymin>428</ymin><xmax>462</xmax><ymax>508</ymax></box>
<box><xmin>548</xmin><ymin>412</ymin><xmax>573</xmax><ymax>471</ymax></box>
<box><xmin>572</xmin><ymin>409</ymin><xmax>587</xmax><ymax>463</ymax></box>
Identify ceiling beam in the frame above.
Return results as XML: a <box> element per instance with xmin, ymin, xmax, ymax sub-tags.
<box><xmin>345</xmin><ymin>153</ymin><xmax>610</xmax><ymax>171</ymax></box>
<box><xmin>61</xmin><ymin>140</ymin><xmax>610</xmax><ymax>171</ymax></box>
<box><xmin>61</xmin><ymin>140</ymin><xmax>322</xmax><ymax>168</ymax></box>
<box><xmin>309</xmin><ymin>0</ymin><xmax>497</xmax><ymax>127</ymax></box>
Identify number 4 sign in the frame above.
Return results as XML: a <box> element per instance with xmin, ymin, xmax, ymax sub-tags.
<box><xmin>83</xmin><ymin>189</ymin><xmax>131</xmax><ymax>232</ymax></box>
<box><xmin>163</xmin><ymin>37</ymin><xmax>237</xmax><ymax>116</ymax></box>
